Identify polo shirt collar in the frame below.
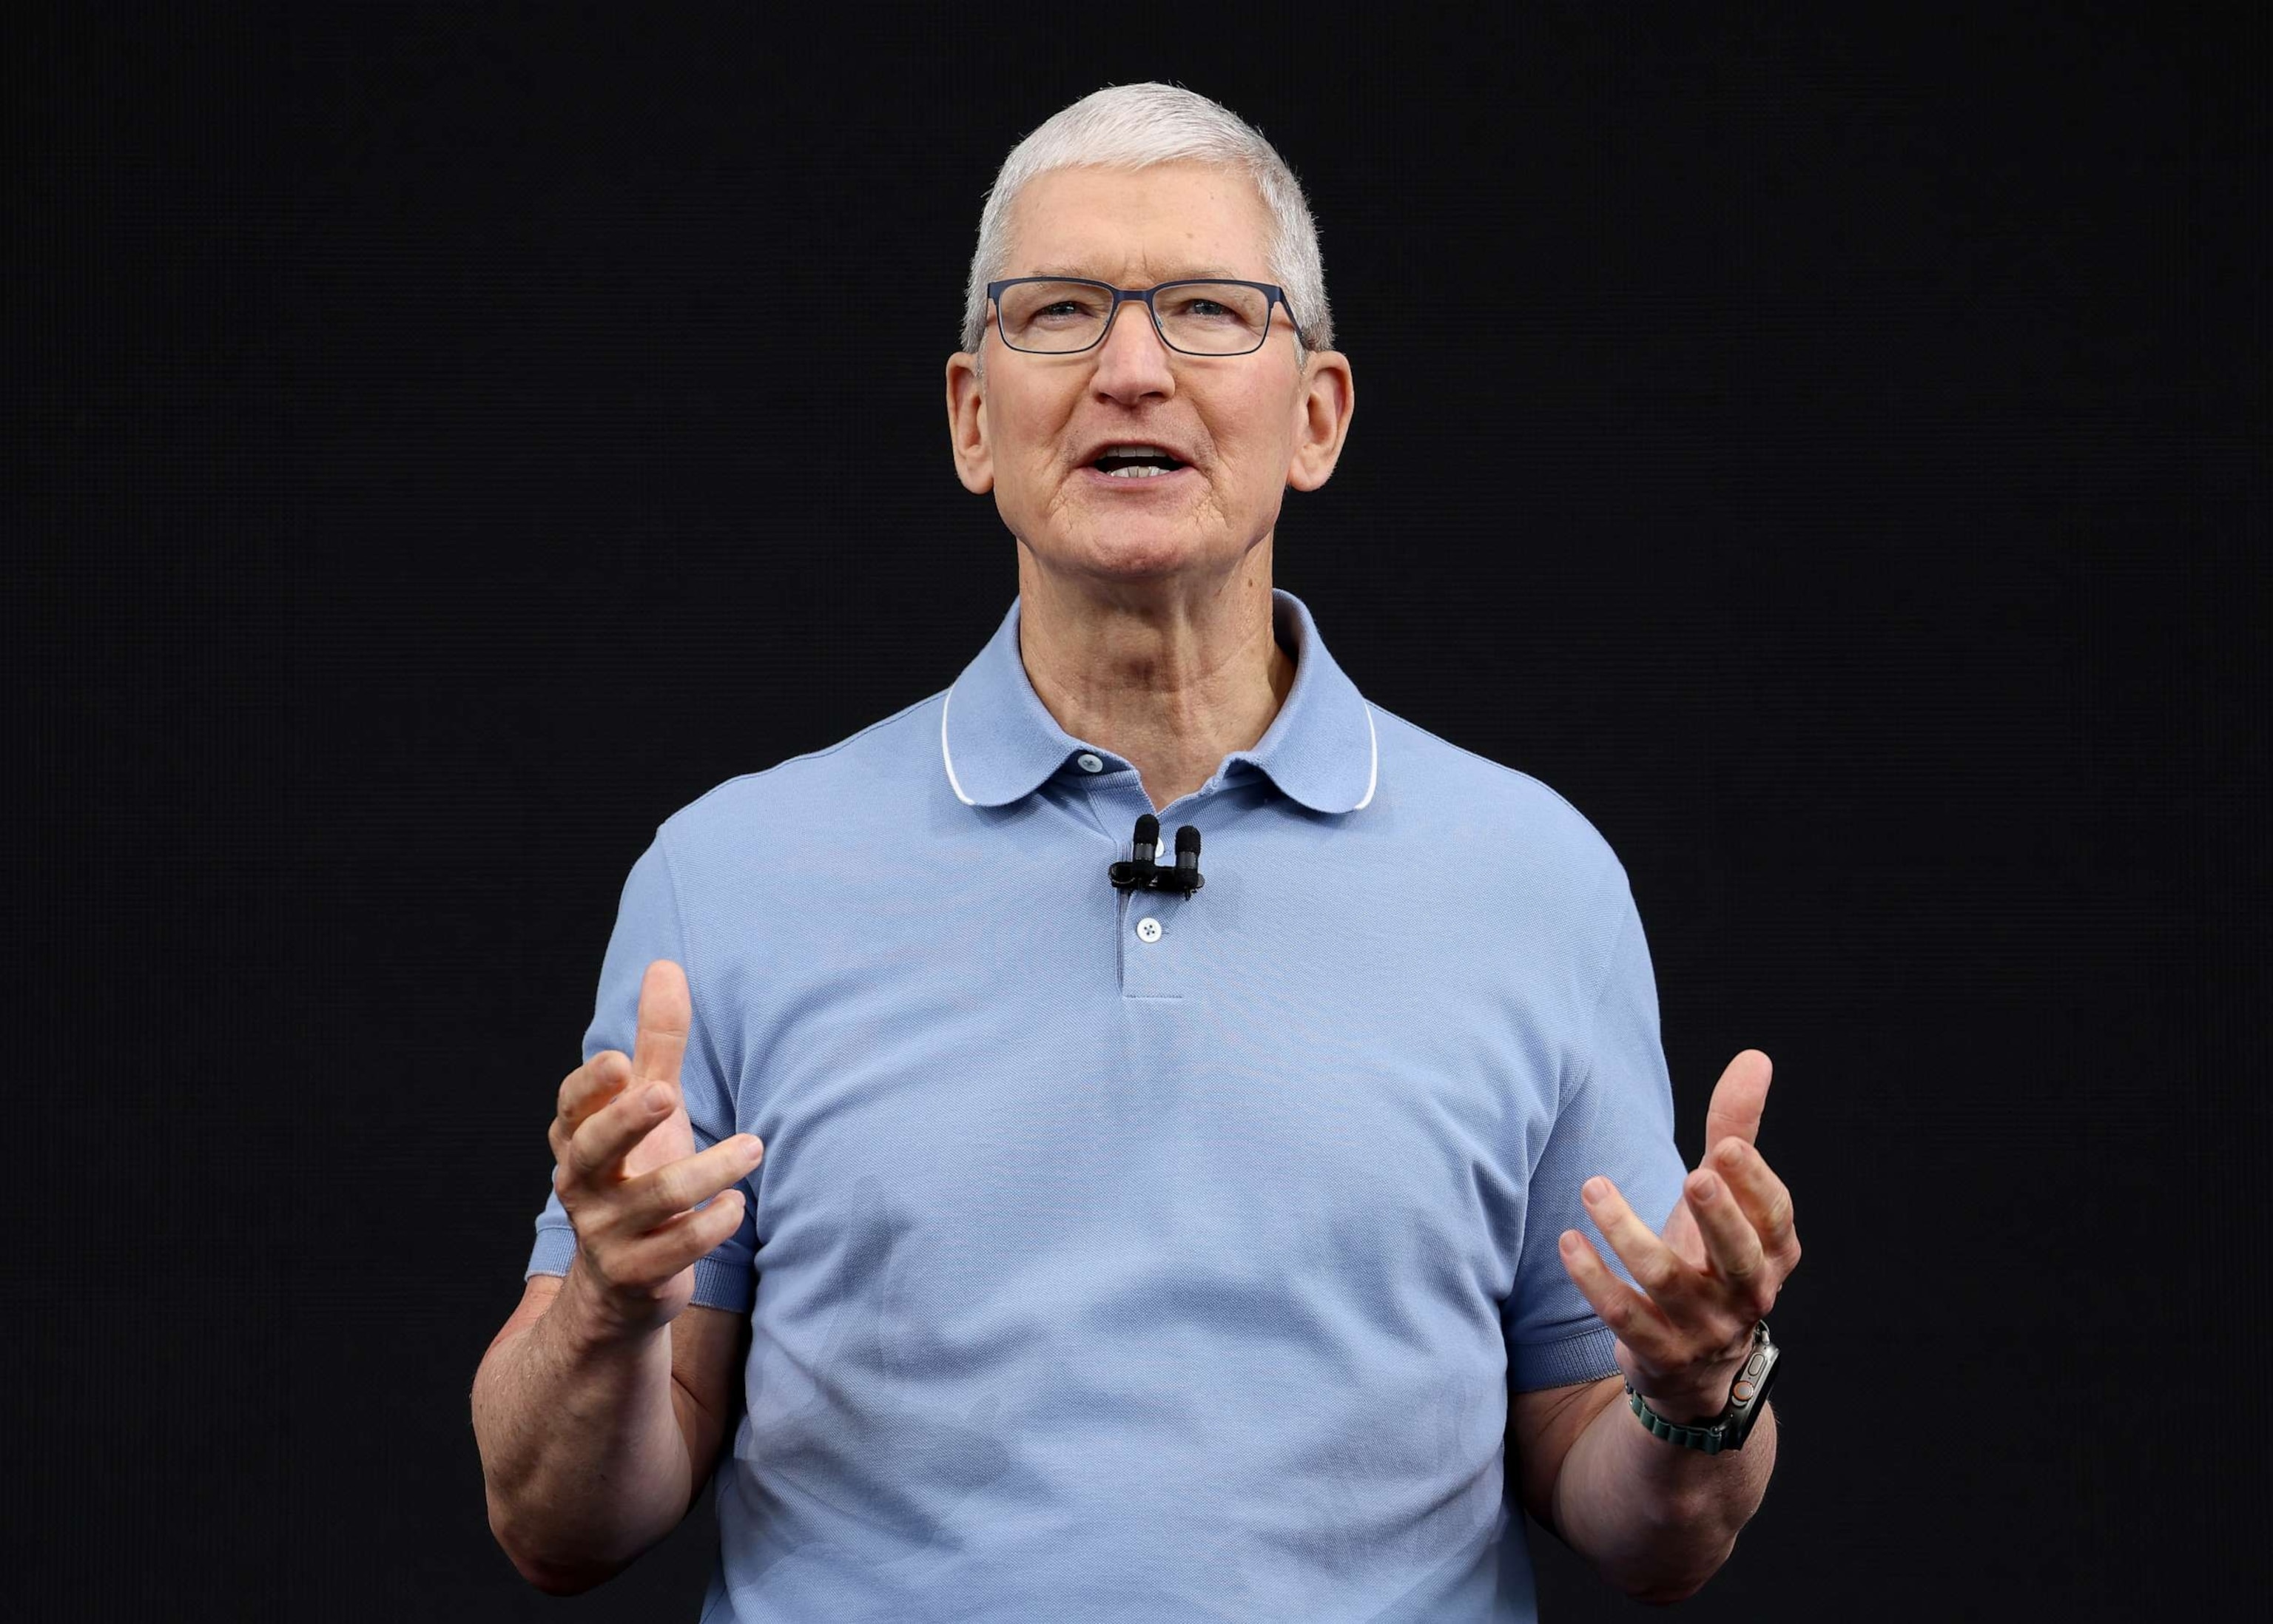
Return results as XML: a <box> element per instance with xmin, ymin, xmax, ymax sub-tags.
<box><xmin>940</xmin><ymin>587</ymin><xmax>1378</xmax><ymax>815</ymax></box>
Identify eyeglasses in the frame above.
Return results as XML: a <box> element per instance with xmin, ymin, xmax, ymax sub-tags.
<box><xmin>986</xmin><ymin>277</ymin><xmax>1299</xmax><ymax>357</ymax></box>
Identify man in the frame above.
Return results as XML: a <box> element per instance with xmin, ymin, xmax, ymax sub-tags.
<box><xmin>472</xmin><ymin>82</ymin><xmax>1800</xmax><ymax>1622</ymax></box>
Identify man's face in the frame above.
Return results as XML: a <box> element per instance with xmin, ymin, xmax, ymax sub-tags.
<box><xmin>946</xmin><ymin>161</ymin><xmax>1353</xmax><ymax>591</ymax></box>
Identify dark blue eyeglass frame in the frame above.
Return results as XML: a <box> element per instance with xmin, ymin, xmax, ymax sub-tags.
<box><xmin>986</xmin><ymin>276</ymin><xmax>1301</xmax><ymax>357</ymax></box>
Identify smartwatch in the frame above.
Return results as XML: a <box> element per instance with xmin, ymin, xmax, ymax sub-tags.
<box><xmin>1624</xmin><ymin>1320</ymin><xmax>1779</xmax><ymax>1455</ymax></box>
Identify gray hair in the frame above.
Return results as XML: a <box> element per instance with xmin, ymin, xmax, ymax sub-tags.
<box><xmin>959</xmin><ymin>82</ymin><xmax>1336</xmax><ymax>357</ymax></box>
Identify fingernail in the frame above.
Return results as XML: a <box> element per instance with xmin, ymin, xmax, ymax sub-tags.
<box><xmin>643</xmin><ymin>1084</ymin><xmax>669</xmax><ymax>1111</ymax></box>
<box><xmin>1690</xmin><ymin>1173</ymin><xmax>1718</xmax><ymax>1203</ymax></box>
<box><xmin>1584</xmin><ymin>1176</ymin><xmax>1609</xmax><ymax>1202</ymax></box>
<box><xmin>741</xmin><ymin>1136</ymin><xmax>764</xmax><ymax>1161</ymax></box>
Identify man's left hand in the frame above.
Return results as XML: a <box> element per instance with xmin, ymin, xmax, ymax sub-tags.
<box><xmin>1556</xmin><ymin>1048</ymin><xmax>1802</xmax><ymax>1425</ymax></box>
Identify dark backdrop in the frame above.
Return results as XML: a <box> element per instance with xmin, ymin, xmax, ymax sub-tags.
<box><xmin>15</xmin><ymin>3</ymin><xmax>2266</xmax><ymax>1619</ymax></box>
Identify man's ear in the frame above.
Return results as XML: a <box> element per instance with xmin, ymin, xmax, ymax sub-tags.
<box><xmin>1285</xmin><ymin>348</ymin><xmax>1354</xmax><ymax>493</ymax></box>
<box><xmin>946</xmin><ymin>351</ymin><xmax>994</xmax><ymax>493</ymax></box>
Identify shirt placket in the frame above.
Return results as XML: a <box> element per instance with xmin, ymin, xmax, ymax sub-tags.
<box><xmin>1077</xmin><ymin>758</ymin><xmax>1189</xmax><ymax>1001</ymax></box>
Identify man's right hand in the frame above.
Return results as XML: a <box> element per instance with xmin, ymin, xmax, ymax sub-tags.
<box><xmin>548</xmin><ymin>959</ymin><xmax>766</xmax><ymax>1341</ymax></box>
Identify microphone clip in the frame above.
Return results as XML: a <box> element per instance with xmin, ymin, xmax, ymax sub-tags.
<box><xmin>1108</xmin><ymin>812</ymin><xmax>1204</xmax><ymax>896</ymax></box>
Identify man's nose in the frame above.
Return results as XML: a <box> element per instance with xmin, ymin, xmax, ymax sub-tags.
<box><xmin>1089</xmin><ymin>297</ymin><xmax>1176</xmax><ymax>402</ymax></box>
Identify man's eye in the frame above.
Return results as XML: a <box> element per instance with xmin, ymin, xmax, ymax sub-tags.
<box><xmin>1162</xmin><ymin>296</ymin><xmax>1242</xmax><ymax>322</ymax></box>
<box><xmin>1036</xmin><ymin>301</ymin><xmax>1084</xmax><ymax>319</ymax></box>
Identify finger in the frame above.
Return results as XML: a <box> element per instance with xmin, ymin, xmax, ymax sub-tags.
<box><xmin>1708</xmin><ymin>1139</ymin><xmax>1799</xmax><ymax>1262</ymax></box>
<box><xmin>644</xmin><ymin>1174</ymin><xmax>752</xmax><ymax>1244</ymax></box>
<box><xmin>630</xmin><ymin>960</ymin><xmax>691</xmax><ymax>1093</ymax></box>
<box><xmin>1582</xmin><ymin>1175</ymin><xmax>1705</xmax><ymax>1315</ymax></box>
<box><xmin>556</xmin><ymin>1051</ymin><xmax>631</xmax><ymax>1136</ymax></box>
<box><xmin>1702</xmin><ymin>1049</ymin><xmax>1773</xmax><ymax>1156</ymax></box>
<box><xmin>622</xmin><ymin>1133</ymin><xmax>766</xmax><ymax>1230</ymax></box>
<box><xmin>561</xmin><ymin>1070</ymin><xmax>682</xmax><ymax>1186</ymax></box>
<box><xmin>1683</xmin><ymin>1169</ymin><xmax>1774</xmax><ymax>1318</ymax></box>
<box><xmin>612</xmin><ymin>1186</ymin><xmax>750</xmax><ymax>1287</ymax></box>
<box><xmin>1557</xmin><ymin>1230</ymin><xmax>1682</xmax><ymax>1364</ymax></box>
<box><xmin>548</xmin><ymin>1054</ymin><xmax>627</xmax><ymax>1170</ymax></box>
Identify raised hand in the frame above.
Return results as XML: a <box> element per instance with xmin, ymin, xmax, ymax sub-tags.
<box><xmin>1555</xmin><ymin>1048</ymin><xmax>1801</xmax><ymax>1423</ymax></box>
<box><xmin>546</xmin><ymin>959</ymin><xmax>767</xmax><ymax>1340</ymax></box>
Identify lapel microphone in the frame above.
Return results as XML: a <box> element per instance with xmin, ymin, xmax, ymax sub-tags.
<box><xmin>1108</xmin><ymin>812</ymin><xmax>1204</xmax><ymax>895</ymax></box>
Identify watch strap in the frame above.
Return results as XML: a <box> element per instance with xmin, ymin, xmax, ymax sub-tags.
<box><xmin>1623</xmin><ymin>1320</ymin><xmax>1776</xmax><ymax>1455</ymax></box>
<box><xmin>1625</xmin><ymin>1384</ymin><xmax>1735</xmax><ymax>1454</ymax></box>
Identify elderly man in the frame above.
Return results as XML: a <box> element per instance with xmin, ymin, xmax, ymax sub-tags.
<box><xmin>473</xmin><ymin>82</ymin><xmax>1799</xmax><ymax>1623</ymax></box>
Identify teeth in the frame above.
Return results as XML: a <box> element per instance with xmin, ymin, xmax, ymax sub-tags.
<box><xmin>1101</xmin><ymin>445</ymin><xmax>1175</xmax><ymax>458</ymax></box>
<box><xmin>1105</xmin><ymin>465</ymin><xmax>1171</xmax><ymax>477</ymax></box>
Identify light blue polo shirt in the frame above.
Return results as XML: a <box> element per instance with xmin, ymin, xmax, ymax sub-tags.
<box><xmin>524</xmin><ymin>586</ymin><xmax>1690</xmax><ymax>1623</ymax></box>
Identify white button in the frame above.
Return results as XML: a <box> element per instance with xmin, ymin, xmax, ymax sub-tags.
<box><xmin>1135</xmin><ymin>917</ymin><xmax>1163</xmax><ymax>943</ymax></box>
<box><xmin>1076</xmin><ymin>752</ymin><xmax>1104</xmax><ymax>773</ymax></box>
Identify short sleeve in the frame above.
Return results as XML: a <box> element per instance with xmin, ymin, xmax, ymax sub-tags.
<box><xmin>1503</xmin><ymin>863</ymin><xmax>1691</xmax><ymax>1391</ymax></box>
<box><xmin>524</xmin><ymin>830</ymin><xmax>759</xmax><ymax>1315</ymax></box>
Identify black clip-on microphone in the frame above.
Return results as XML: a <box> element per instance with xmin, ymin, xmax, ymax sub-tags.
<box><xmin>1108</xmin><ymin>812</ymin><xmax>1204</xmax><ymax>895</ymax></box>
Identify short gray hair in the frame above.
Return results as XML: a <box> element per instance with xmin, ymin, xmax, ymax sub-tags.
<box><xmin>959</xmin><ymin>82</ymin><xmax>1335</xmax><ymax>357</ymax></box>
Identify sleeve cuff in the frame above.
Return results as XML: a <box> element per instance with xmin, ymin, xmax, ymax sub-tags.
<box><xmin>1509</xmin><ymin>1324</ymin><xmax>1622</xmax><ymax>1392</ymax></box>
<box><xmin>523</xmin><ymin>1229</ymin><xmax>755</xmax><ymax>1317</ymax></box>
<box><xmin>525</xmin><ymin>1224</ymin><xmax>577</xmax><ymax>1284</ymax></box>
<box><xmin>690</xmin><ymin>1254</ymin><xmax>755</xmax><ymax>1315</ymax></box>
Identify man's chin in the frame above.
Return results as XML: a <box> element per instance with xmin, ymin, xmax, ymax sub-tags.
<box><xmin>1015</xmin><ymin>482</ymin><xmax>1248</xmax><ymax>580</ymax></box>
<box><xmin>1035</xmin><ymin>526</ymin><xmax>1228</xmax><ymax>585</ymax></box>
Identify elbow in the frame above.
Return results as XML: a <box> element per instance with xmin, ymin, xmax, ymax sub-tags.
<box><xmin>1616</xmin><ymin>1519</ymin><xmax>1733</xmax><ymax>1606</ymax></box>
<box><xmin>1617</xmin><ymin>1537</ymin><xmax>1733</xmax><ymax>1606</ymax></box>
<box><xmin>1623</xmin><ymin>1556</ymin><xmax>1718</xmax><ymax>1606</ymax></box>
<box><xmin>1627</xmin><ymin>1577</ymin><xmax>1707</xmax><ymax>1606</ymax></box>
<box><xmin>500</xmin><ymin>1543</ymin><xmax>573</xmax><ymax>1597</ymax></box>
<box><xmin>487</xmin><ymin>1500</ymin><xmax>613</xmax><ymax>1597</ymax></box>
<box><xmin>522</xmin><ymin>1563</ymin><xmax>605</xmax><ymax>1599</ymax></box>
<box><xmin>498</xmin><ymin>1538</ymin><xmax>612</xmax><ymax>1597</ymax></box>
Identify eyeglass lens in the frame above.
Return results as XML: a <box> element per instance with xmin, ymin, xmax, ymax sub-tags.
<box><xmin>996</xmin><ymin>281</ymin><xmax>1275</xmax><ymax>355</ymax></box>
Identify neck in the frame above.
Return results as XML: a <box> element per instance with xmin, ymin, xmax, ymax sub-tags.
<box><xmin>1014</xmin><ymin>538</ymin><xmax>1297</xmax><ymax>814</ymax></box>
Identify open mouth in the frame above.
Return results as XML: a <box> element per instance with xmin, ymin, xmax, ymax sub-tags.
<box><xmin>1089</xmin><ymin>444</ymin><xmax>1188</xmax><ymax>479</ymax></box>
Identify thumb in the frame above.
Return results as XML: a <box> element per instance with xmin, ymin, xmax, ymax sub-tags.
<box><xmin>1702</xmin><ymin>1049</ymin><xmax>1773</xmax><ymax>1159</ymax></box>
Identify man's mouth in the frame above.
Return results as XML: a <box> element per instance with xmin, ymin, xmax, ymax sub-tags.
<box><xmin>1089</xmin><ymin>443</ymin><xmax>1188</xmax><ymax>479</ymax></box>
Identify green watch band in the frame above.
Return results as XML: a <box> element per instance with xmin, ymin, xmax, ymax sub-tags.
<box><xmin>1623</xmin><ymin>1320</ymin><xmax>1779</xmax><ymax>1455</ymax></box>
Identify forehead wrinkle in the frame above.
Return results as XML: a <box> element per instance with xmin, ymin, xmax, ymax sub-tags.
<box><xmin>1021</xmin><ymin>262</ymin><xmax>1250</xmax><ymax>284</ymax></box>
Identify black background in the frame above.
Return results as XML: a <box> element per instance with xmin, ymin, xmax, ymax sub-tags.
<box><xmin>14</xmin><ymin>3</ymin><xmax>2266</xmax><ymax>1619</ymax></box>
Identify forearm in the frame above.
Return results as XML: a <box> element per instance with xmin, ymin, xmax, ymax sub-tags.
<box><xmin>470</xmin><ymin>1261</ymin><xmax>695</xmax><ymax>1594</ymax></box>
<box><xmin>1550</xmin><ymin>1388</ymin><xmax>1778</xmax><ymax>1604</ymax></box>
